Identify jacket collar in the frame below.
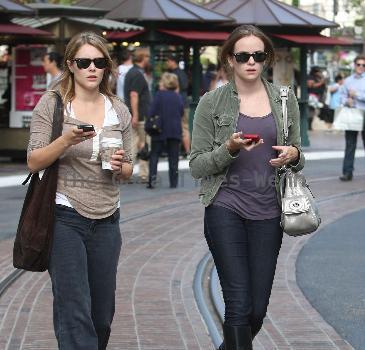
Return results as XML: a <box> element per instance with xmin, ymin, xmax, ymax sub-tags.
<box><xmin>228</xmin><ymin>77</ymin><xmax>281</xmax><ymax>104</ymax></box>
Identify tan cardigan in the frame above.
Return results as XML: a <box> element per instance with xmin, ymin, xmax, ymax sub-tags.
<box><xmin>27</xmin><ymin>91</ymin><xmax>133</xmax><ymax>219</ymax></box>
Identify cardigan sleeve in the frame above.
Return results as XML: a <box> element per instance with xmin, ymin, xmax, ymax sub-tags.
<box><xmin>27</xmin><ymin>92</ymin><xmax>57</xmax><ymax>160</ymax></box>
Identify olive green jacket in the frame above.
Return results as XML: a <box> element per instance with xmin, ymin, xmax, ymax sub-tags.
<box><xmin>189</xmin><ymin>78</ymin><xmax>305</xmax><ymax>207</ymax></box>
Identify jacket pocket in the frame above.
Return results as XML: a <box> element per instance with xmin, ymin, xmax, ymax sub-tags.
<box><xmin>214</xmin><ymin>114</ymin><xmax>233</xmax><ymax>140</ymax></box>
<box><xmin>199</xmin><ymin>176</ymin><xmax>213</xmax><ymax>195</ymax></box>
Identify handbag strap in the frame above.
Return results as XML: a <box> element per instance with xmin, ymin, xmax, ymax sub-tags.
<box><xmin>280</xmin><ymin>86</ymin><xmax>289</xmax><ymax>146</ymax></box>
<box><xmin>50</xmin><ymin>91</ymin><xmax>64</xmax><ymax>142</ymax></box>
<box><xmin>23</xmin><ymin>91</ymin><xmax>64</xmax><ymax>186</ymax></box>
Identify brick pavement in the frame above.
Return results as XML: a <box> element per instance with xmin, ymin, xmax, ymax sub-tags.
<box><xmin>0</xmin><ymin>178</ymin><xmax>364</xmax><ymax>349</ymax></box>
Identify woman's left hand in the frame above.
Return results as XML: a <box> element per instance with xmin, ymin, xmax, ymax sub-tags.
<box><xmin>269</xmin><ymin>145</ymin><xmax>299</xmax><ymax>168</ymax></box>
<box><xmin>111</xmin><ymin>149</ymin><xmax>127</xmax><ymax>174</ymax></box>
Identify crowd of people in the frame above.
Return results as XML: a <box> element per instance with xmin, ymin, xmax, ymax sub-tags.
<box><xmin>305</xmin><ymin>56</ymin><xmax>365</xmax><ymax>181</ymax></box>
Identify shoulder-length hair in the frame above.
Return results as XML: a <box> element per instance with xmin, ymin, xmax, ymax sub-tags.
<box><xmin>220</xmin><ymin>25</ymin><xmax>275</xmax><ymax>77</ymax></box>
<box><xmin>56</xmin><ymin>31</ymin><xmax>116</xmax><ymax>106</ymax></box>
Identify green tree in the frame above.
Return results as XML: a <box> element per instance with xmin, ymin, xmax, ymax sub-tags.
<box><xmin>292</xmin><ymin>0</ymin><xmax>299</xmax><ymax>7</ymax></box>
<box><xmin>348</xmin><ymin>0</ymin><xmax>365</xmax><ymax>53</ymax></box>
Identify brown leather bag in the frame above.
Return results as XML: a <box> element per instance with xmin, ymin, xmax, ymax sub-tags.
<box><xmin>13</xmin><ymin>92</ymin><xmax>64</xmax><ymax>272</ymax></box>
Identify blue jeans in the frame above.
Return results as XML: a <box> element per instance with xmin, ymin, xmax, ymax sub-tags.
<box><xmin>342</xmin><ymin>130</ymin><xmax>365</xmax><ymax>176</ymax></box>
<box><xmin>49</xmin><ymin>205</ymin><xmax>122</xmax><ymax>350</ymax></box>
<box><xmin>204</xmin><ymin>205</ymin><xmax>283</xmax><ymax>337</ymax></box>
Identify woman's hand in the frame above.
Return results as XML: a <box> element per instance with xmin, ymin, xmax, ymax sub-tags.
<box><xmin>270</xmin><ymin>145</ymin><xmax>299</xmax><ymax>168</ymax></box>
<box><xmin>110</xmin><ymin>149</ymin><xmax>127</xmax><ymax>174</ymax></box>
<box><xmin>111</xmin><ymin>149</ymin><xmax>133</xmax><ymax>180</ymax></box>
<box><xmin>225</xmin><ymin>132</ymin><xmax>264</xmax><ymax>155</ymax></box>
<box><xmin>61</xmin><ymin>127</ymin><xmax>96</xmax><ymax>147</ymax></box>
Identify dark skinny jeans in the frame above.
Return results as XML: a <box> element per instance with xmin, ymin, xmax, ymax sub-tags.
<box><xmin>49</xmin><ymin>205</ymin><xmax>122</xmax><ymax>350</ymax></box>
<box><xmin>342</xmin><ymin>130</ymin><xmax>365</xmax><ymax>176</ymax></box>
<box><xmin>204</xmin><ymin>205</ymin><xmax>283</xmax><ymax>337</ymax></box>
<box><xmin>149</xmin><ymin>138</ymin><xmax>180</xmax><ymax>188</ymax></box>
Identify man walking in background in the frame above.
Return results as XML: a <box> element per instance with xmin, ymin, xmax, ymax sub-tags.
<box><xmin>124</xmin><ymin>48</ymin><xmax>151</xmax><ymax>183</ymax></box>
<box><xmin>116</xmin><ymin>47</ymin><xmax>134</xmax><ymax>102</ymax></box>
<box><xmin>339</xmin><ymin>55</ymin><xmax>365</xmax><ymax>182</ymax></box>
<box><xmin>42</xmin><ymin>52</ymin><xmax>62</xmax><ymax>89</ymax></box>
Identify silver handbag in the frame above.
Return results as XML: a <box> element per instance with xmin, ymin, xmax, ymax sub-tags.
<box><xmin>279</xmin><ymin>87</ymin><xmax>321</xmax><ymax>236</ymax></box>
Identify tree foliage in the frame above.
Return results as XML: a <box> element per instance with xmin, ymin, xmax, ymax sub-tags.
<box><xmin>348</xmin><ymin>0</ymin><xmax>365</xmax><ymax>14</ymax></box>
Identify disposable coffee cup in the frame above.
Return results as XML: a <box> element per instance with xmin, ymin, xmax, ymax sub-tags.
<box><xmin>101</xmin><ymin>137</ymin><xmax>123</xmax><ymax>170</ymax></box>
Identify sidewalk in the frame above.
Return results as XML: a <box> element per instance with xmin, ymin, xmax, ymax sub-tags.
<box><xmin>1</xmin><ymin>177</ymin><xmax>363</xmax><ymax>349</ymax></box>
<box><xmin>0</xmin><ymin>130</ymin><xmax>364</xmax><ymax>349</ymax></box>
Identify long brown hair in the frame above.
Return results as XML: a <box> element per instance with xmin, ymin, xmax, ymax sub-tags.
<box><xmin>56</xmin><ymin>31</ymin><xmax>116</xmax><ymax>106</ymax></box>
<box><xmin>220</xmin><ymin>25</ymin><xmax>275</xmax><ymax>77</ymax></box>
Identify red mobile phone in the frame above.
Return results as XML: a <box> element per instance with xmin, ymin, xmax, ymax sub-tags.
<box><xmin>242</xmin><ymin>134</ymin><xmax>260</xmax><ymax>143</ymax></box>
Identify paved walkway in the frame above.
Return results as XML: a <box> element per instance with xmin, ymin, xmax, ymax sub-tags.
<box><xmin>0</xmin><ymin>176</ymin><xmax>364</xmax><ymax>349</ymax></box>
<box><xmin>0</xmin><ymin>129</ymin><xmax>364</xmax><ymax>349</ymax></box>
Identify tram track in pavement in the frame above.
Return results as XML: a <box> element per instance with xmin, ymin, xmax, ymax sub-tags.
<box><xmin>0</xmin><ymin>198</ymin><xmax>197</xmax><ymax>300</ymax></box>
<box><xmin>1</xmin><ymin>176</ymin><xmax>364</xmax><ymax>301</ymax></box>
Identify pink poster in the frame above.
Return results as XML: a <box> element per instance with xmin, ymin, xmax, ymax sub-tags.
<box><xmin>15</xmin><ymin>46</ymin><xmax>47</xmax><ymax>111</ymax></box>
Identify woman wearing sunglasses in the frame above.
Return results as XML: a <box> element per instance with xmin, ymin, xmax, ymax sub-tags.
<box><xmin>27</xmin><ymin>32</ymin><xmax>133</xmax><ymax>349</ymax></box>
<box><xmin>190</xmin><ymin>25</ymin><xmax>304</xmax><ymax>350</ymax></box>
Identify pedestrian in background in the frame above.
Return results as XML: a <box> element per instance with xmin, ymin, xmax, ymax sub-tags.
<box><xmin>213</xmin><ymin>64</ymin><xmax>229</xmax><ymax>90</ymax></box>
<box><xmin>202</xmin><ymin>62</ymin><xmax>217</xmax><ymax>93</ymax></box>
<box><xmin>124</xmin><ymin>48</ymin><xmax>151</xmax><ymax>183</ymax></box>
<box><xmin>326</xmin><ymin>73</ymin><xmax>344</xmax><ymax>130</ymax></box>
<box><xmin>42</xmin><ymin>51</ymin><xmax>62</xmax><ymax>89</ymax></box>
<box><xmin>339</xmin><ymin>55</ymin><xmax>365</xmax><ymax>181</ymax></box>
<box><xmin>329</xmin><ymin>73</ymin><xmax>344</xmax><ymax>111</ymax></box>
<box><xmin>190</xmin><ymin>25</ymin><xmax>304</xmax><ymax>350</ymax></box>
<box><xmin>27</xmin><ymin>31</ymin><xmax>133</xmax><ymax>349</ymax></box>
<box><xmin>307</xmin><ymin>66</ymin><xmax>326</xmax><ymax>130</ymax></box>
<box><xmin>147</xmin><ymin>72</ymin><xmax>184</xmax><ymax>189</ymax></box>
<box><xmin>166</xmin><ymin>54</ymin><xmax>190</xmax><ymax>157</ymax></box>
<box><xmin>116</xmin><ymin>47</ymin><xmax>133</xmax><ymax>102</ymax></box>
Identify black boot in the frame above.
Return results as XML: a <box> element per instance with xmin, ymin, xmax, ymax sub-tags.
<box><xmin>223</xmin><ymin>324</ymin><xmax>252</xmax><ymax>350</ymax></box>
<box><xmin>217</xmin><ymin>342</ymin><xmax>225</xmax><ymax>350</ymax></box>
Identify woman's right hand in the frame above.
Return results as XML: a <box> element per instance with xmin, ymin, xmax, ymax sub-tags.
<box><xmin>225</xmin><ymin>132</ymin><xmax>264</xmax><ymax>155</ymax></box>
<box><xmin>61</xmin><ymin>127</ymin><xmax>96</xmax><ymax>147</ymax></box>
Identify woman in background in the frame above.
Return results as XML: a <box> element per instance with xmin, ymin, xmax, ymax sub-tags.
<box><xmin>147</xmin><ymin>72</ymin><xmax>184</xmax><ymax>189</ymax></box>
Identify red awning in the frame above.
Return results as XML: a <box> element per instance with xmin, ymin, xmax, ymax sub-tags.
<box><xmin>159</xmin><ymin>29</ymin><xmax>229</xmax><ymax>41</ymax></box>
<box><xmin>273</xmin><ymin>34</ymin><xmax>352</xmax><ymax>45</ymax></box>
<box><xmin>0</xmin><ymin>23</ymin><xmax>52</xmax><ymax>36</ymax></box>
<box><xmin>106</xmin><ymin>30</ymin><xmax>145</xmax><ymax>40</ymax></box>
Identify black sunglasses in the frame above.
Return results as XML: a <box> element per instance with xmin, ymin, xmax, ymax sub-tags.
<box><xmin>233</xmin><ymin>51</ymin><xmax>267</xmax><ymax>63</ymax></box>
<box><xmin>72</xmin><ymin>57</ymin><xmax>109</xmax><ymax>69</ymax></box>
<box><xmin>356</xmin><ymin>63</ymin><xmax>365</xmax><ymax>68</ymax></box>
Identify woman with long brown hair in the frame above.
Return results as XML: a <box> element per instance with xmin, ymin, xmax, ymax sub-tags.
<box><xmin>190</xmin><ymin>25</ymin><xmax>304</xmax><ymax>350</ymax></box>
<box><xmin>27</xmin><ymin>32</ymin><xmax>133</xmax><ymax>349</ymax></box>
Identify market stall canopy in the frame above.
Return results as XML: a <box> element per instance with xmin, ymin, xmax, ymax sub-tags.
<box><xmin>0</xmin><ymin>23</ymin><xmax>52</xmax><ymax>36</ymax></box>
<box><xmin>76</xmin><ymin>0</ymin><xmax>233</xmax><ymax>23</ymax></box>
<box><xmin>106</xmin><ymin>28</ymin><xmax>230</xmax><ymax>44</ymax></box>
<box><xmin>273</xmin><ymin>34</ymin><xmax>353</xmax><ymax>46</ymax></box>
<box><xmin>158</xmin><ymin>29</ymin><xmax>229</xmax><ymax>41</ymax></box>
<box><xmin>205</xmin><ymin>0</ymin><xmax>337</xmax><ymax>31</ymax></box>
<box><xmin>27</xmin><ymin>3</ymin><xmax>107</xmax><ymax>18</ymax></box>
<box><xmin>12</xmin><ymin>17</ymin><xmax>142</xmax><ymax>32</ymax></box>
<box><xmin>0</xmin><ymin>0</ymin><xmax>34</xmax><ymax>16</ymax></box>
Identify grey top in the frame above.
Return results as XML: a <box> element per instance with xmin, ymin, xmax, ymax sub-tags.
<box><xmin>213</xmin><ymin>112</ymin><xmax>281</xmax><ymax>220</ymax></box>
<box><xmin>27</xmin><ymin>91</ymin><xmax>133</xmax><ymax>219</ymax></box>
